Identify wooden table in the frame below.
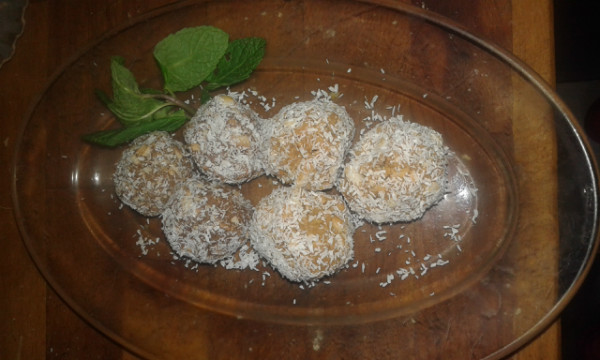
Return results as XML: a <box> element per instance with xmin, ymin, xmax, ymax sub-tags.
<box><xmin>0</xmin><ymin>0</ymin><xmax>557</xmax><ymax>359</ymax></box>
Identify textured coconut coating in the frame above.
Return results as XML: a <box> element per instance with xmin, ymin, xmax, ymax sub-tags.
<box><xmin>338</xmin><ymin>117</ymin><xmax>449</xmax><ymax>223</ymax></box>
<box><xmin>184</xmin><ymin>94</ymin><xmax>265</xmax><ymax>184</ymax></box>
<box><xmin>264</xmin><ymin>98</ymin><xmax>355</xmax><ymax>191</ymax></box>
<box><xmin>249</xmin><ymin>186</ymin><xmax>354</xmax><ymax>282</ymax></box>
<box><xmin>161</xmin><ymin>177</ymin><xmax>253</xmax><ymax>264</ymax></box>
<box><xmin>113</xmin><ymin>131</ymin><xmax>195</xmax><ymax>217</ymax></box>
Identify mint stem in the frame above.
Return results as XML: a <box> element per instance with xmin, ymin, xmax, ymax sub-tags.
<box><xmin>143</xmin><ymin>93</ymin><xmax>198</xmax><ymax>116</ymax></box>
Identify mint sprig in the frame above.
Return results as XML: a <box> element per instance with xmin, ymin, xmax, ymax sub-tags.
<box><xmin>84</xmin><ymin>26</ymin><xmax>266</xmax><ymax>148</ymax></box>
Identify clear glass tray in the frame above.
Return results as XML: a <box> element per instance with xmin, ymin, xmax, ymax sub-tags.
<box><xmin>13</xmin><ymin>0</ymin><xmax>599</xmax><ymax>358</ymax></box>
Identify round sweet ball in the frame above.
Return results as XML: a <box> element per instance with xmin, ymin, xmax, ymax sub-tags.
<box><xmin>161</xmin><ymin>177</ymin><xmax>253</xmax><ymax>264</ymax></box>
<box><xmin>113</xmin><ymin>131</ymin><xmax>195</xmax><ymax>217</ymax></box>
<box><xmin>337</xmin><ymin>117</ymin><xmax>449</xmax><ymax>223</ymax></box>
<box><xmin>184</xmin><ymin>94</ymin><xmax>265</xmax><ymax>184</ymax></box>
<box><xmin>264</xmin><ymin>98</ymin><xmax>355</xmax><ymax>191</ymax></box>
<box><xmin>249</xmin><ymin>186</ymin><xmax>354</xmax><ymax>282</ymax></box>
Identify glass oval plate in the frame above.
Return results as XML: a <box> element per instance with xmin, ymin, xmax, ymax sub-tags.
<box><xmin>12</xmin><ymin>0</ymin><xmax>599</xmax><ymax>359</ymax></box>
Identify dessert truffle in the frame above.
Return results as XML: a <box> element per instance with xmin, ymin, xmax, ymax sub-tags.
<box><xmin>249</xmin><ymin>186</ymin><xmax>354</xmax><ymax>282</ymax></box>
<box><xmin>113</xmin><ymin>131</ymin><xmax>195</xmax><ymax>217</ymax></box>
<box><xmin>161</xmin><ymin>177</ymin><xmax>253</xmax><ymax>264</ymax></box>
<box><xmin>264</xmin><ymin>98</ymin><xmax>354</xmax><ymax>190</ymax></box>
<box><xmin>338</xmin><ymin>117</ymin><xmax>449</xmax><ymax>223</ymax></box>
<box><xmin>184</xmin><ymin>94</ymin><xmax>265</xmax><ymax>184</ymax></box>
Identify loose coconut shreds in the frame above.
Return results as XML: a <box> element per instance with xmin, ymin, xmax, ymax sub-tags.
<box><xmin>161</xmin><ymin>177</ymin><xmax>253</xmax><ymax>265</ymax></box>
<box><xmin>226</xmin><ymin>88</ymin><xmax>277</xmax><ymax>113</ymax></box>
<box><xmin>219</xmin><ymin>243</ymin><xmax>261</xmax><ymax>271</ymax></box>
<box><xmin>184</xmin><ymin>94</ymin><xmax>265</xmax><ymax>184</ymax></box>
<box><xmin>264</xmin><ymin>98</ymin><xmax>355</xmax><ymax>191</ymax></box>
<box><xmin>113</xmin><ymin>131</ymin><xmax>195</xmax><ymax>217</ymax></box>
<box><xmin>338</xmin><ymin>116</ymin><xmax>449</xmax><ymax>223</ymax></box>
<box><xmin>249</xmin><ymin>186</ymin><xmax>355</xmax><ymax>283</ymax></box>
<box><xmin>135</xmin><ymin>229</ymin><xmax>160</xmax><ymax>256</ymax></box>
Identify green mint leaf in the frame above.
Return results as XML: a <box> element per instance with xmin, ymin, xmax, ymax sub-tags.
<box><xmin>205</xmin><ymin>37</ymin><xmax>266</xmax><ymax>91</ymax></box>
<box><xmin>108</xmin><ymin>56</ymin><xmax>169</xmax><ymax>126</ymax></box>
<box><xmin>154</xmin><ymin>26</ymin><xmax>229</xmax><ymax>93</ymax></box>
<box><xmin>83</xmin><ymin>108</ymin><xmax>187</xmax><ymax>147</ymax></box>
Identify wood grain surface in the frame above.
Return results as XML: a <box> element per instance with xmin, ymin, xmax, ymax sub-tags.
<box><xmin>0</xmin><ymin>0</ymin><xmax>559</xmax><ymax>359</ymax></box>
